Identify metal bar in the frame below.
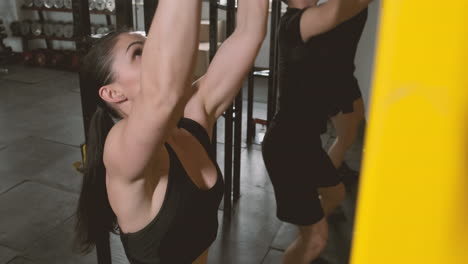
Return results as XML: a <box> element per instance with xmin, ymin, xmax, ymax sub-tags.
<box><xmin>223</xmin><ymin>0</ymin><xmax>236</xmax><ymax>217</ymax></box>
<box><xmin>267</xmin><ymin>0</ymin><xmax>281</xmax><ymax>123</ymax></box>
<box><xmin>72</xmin><ymin>2</ymin><xmax>108</xmax><ymax>261</ymax></box>
<box><xmin>72</xmin><ymin>4</ymin><xmax>112</xmax><ymax>263</ymax></box>
<box><xmin>224</xmin><ymin>109</ymin><xmax>233</xmax><ymax>216</ymax></box>
<box><xmin>37</xmin><ymin>10</ymin><xmax>45</xmax><ymax>22</ymax></box>
<box><xmin>233</xmin><ymin>83</ymin><xmax>243</xmax><ymax>202</ymax></box>
<box><xmin>71</xmin><ymin>0</ymin><xmax>91</xmax><ymax>46</ymax></box>
<box><xmin>133</xmin><ymin>1</ymin><xmax>138</xmax><ymax>30</ymax></box>
<box><xmin>209</xmin><ymin>0</ymin><xmax>219</xmax><ymax>159</ymax></box>
<box><xmin>72</xmin><ymin>0</ymin><xmax>92</xmax><ymax>141</ymax></box>
<box><xmin>105</xmin><ymin>14</ymin><xmax>112</xmax><ymax>26</ymax></box>
<box><xmin>143</xmin><ymin>0</ymin><xmax>158</xmax><ymax>33</ymax></box>
<box><xmin>115</xmin><ymin>0</ymin><xmax>134</xmax><ymax>30</ymax></box>
<box><xmin>246</xmin><ymin>68</ymin><xmax>254</xmax><ymax>145</ymax></box>
<box><xmin>36</xmin><ymin>10</ymin><xmax>52</xmax><ymax>49</ymax></box>
<box><xmin>271</xmin><ymin>4</ymin><xmax>282</xmax><ymax>119</ymax></box>
<box><xmin>22</xmin><ymin>38</ymin><xmax>28</xmax><ymax>52</ymax></box>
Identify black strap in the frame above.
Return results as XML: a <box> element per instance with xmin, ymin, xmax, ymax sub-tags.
<box><xmin>177</xmin><ymin>118</ymin><xmax>212</xmax><ymax>153</ymax></box>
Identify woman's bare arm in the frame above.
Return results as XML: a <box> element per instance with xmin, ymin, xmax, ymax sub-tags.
<box><xmin>105</xmin><ymin>0</ymin><xmax>202</xmax><ymax>181</ymax></box>
<box><xmin>190</xmin><ymin>0</ymin><xmax>269</xmax><ymax>129</ymax></box>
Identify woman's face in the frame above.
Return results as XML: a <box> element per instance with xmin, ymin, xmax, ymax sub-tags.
<box><xmin>101</xmin><ymin>32</ymin><xmax>146</xmax><ymax>115</ymax></box>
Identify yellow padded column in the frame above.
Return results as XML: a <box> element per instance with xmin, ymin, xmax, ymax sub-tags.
<box><xmin>351</xmin><ymin>1</ymin><xmax>468</xmax><ymax>263</ymax></box>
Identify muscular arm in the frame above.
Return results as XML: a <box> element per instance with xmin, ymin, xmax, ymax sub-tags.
<box><xmin>300</xmin><ymin>0</ymin><xmax>372</xmax><ymax>41</ymax></box>
<box><xmin>190</xmin><ymin>0</ymin><xmax>269</xmax><ymax>129</ymax></box>
<box><xmin>105</xmin><ymin>0</ymin><xmax>202</xmax><ymax>181</ymax></box>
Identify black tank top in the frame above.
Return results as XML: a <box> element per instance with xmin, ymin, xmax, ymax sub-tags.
<box><xmin>276</xmin><ymin>7</ymin><xmax>368</xmax><ymax>132</ymax></box>
<box><xmin>120</xmin><ymin>118</ymin><xmax>224</xmax><ymax>264</ymax></box>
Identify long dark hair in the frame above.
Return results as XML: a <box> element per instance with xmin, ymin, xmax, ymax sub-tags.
<box><xmin>75</xmin><ymin>31</ymin><xmax>126</xmax><ymax>254</ymax></box>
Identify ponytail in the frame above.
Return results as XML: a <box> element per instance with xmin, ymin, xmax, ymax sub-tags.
<box><xmin>74</xmin><ymin>30</ymin><xmax>127</xmax><ymax>259</ymax></box>
<box><xmin>75</xmin><ymin>106</ymin><xmax>118</xmax><ymax>254</ymax></box>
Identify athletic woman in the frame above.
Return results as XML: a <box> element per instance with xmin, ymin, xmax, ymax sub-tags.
<box><xmin>74</xmin><ymin>0</ymin><xmax>268</xmax><ymax>263</ymax></box>
<box><xmin>262</xmin><ymin>0</ymin><xmax>371</xmax><ymax>263</ymax></box>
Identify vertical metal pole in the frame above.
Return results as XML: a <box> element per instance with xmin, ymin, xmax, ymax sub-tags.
<box><xmin>143</xmin><ymin>0</ymin><xmax>159</xmax><ymax>33</ymax></box>
<box><xmin>72</xmin><ymin>0</ymin><xmax>92</xmax><ymax>141</ymax></box>
<box><xmin>272</xmin><ymin>4</ymin><xmax>282</xmax><ymax>118</ymax></box>
<box><xmin>246</xmin><ymin>68</ymin><xmax>254</xmax><ymax>145</ymax></box>
<box><xmin>233</xmin><ymin>77</ymin><xmax>243</xmax><ymax>202</ymax></box>
<box><xmin>233</xmin><ymin>0</ymin><xmax>244</xmax><ymax>201</ymax></box>
<box><xmin>37</xmin><ymin>11</ymin><xmax>52</xmax><ymax>49</ymax></box>
<box><xmin>223</xmin><ymin>0</ymin><xmax>236</xmax><ymax>217</ymax></box>
<box><xmin>73</xmin><ymin>1</ymin><xmax>111</xmax><ymax>262</ymax></box>
<box><xmin>115</xmin><ymin>0</ymin><xmax>134</xmax><ymax>30</ymax></box>
<box><xmin>133</xmin><ymin>0</ymin><xmax>139</xmax><ymax>31</ymax></box>
<box><xmin>267</xmin><ymin>0</ymin><xmax>281</xmax><ymax>123</ymax></box>
<box><xmin>105</xmin><ymin>15</ymin><xmax>112</xmax><ymax>26</ymax></box>
<box><xmin>209</xmin><ymin>0</ymin><xmax>219</xmax><ymax>159</ymax></box>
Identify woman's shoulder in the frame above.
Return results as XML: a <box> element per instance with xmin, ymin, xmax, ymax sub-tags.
<box><xmin>102</xmin><ymin>120</ymin><xmax>127</xmax><ymax>175</ymax></box>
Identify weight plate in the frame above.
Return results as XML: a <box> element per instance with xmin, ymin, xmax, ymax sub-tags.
<box><xmin>89</xmin><ymin>0</ymin><xmax>96</xmax><ymax>10</ymax></box>
<box><xmin>53</xmin><ymin>0</ymin><xmax>64</xmax><ymax>8</ymax></box>
<box><xmin>64</xmin><ymin>0</ymin><xmax>72</xmax><ymax>9</ymax></box>
<box><xmin>95</xmin><ymin>0</ymin><xmax>105</xmax><ymax>11</ymax></box>
<box><xmin>20</xmin><ymin>21</ymin><xmax>31</xmax><ymax>36</ymax></box>
<box><xmin>53</xmin><ymin>23</ymin><xmax>65</xmax><ymax>38</ymax></box>
<box><xmin>34</xmin><ymin>0</ymin><xmax>44</xmax><ymax>7</ymax></box>
<box><xmin>24</xmin><ymin>0</ymin><xmax>34</xmax><ymax>7</ymax></box>
<box><xmin>50</xmin><ymin>52</ymin><xmax>65</xmax><ymax>67</ymax></box>
<box><xmin>44</xmin><ymin>22</ymin><xmax>55</xmax><ymax>36</ymax></box>
<box><xmin>63</xmin><ymin>24</ymin><xmax>74</xmax><ymax>39</ymax></box>
<box><xmin>31</xmin><ymin>21</ymin><xmax>43</xmax><ymax>36</ymax></box>
<box><xmin>105</xmin><ymin>0</ymin><xmax>115</xmax><ymax>12</ymax></box>
<box><xmin>96</xmin><ymin>26</ymin><xmax>109</xmax><ymax>35</ymax></box>
<box><xmin>23</xmin><ymin>51</ymin><xmax>34</xmax><ymax>65</ymax></box>
<box><xmin>44</xmin><ymin>0</ymin><xmax>54</xmax><ymax>8</ymax></box>
<box><xmin>35</xmin><ymin>51</ymin><xmax>48</xmax><ymax>67</ymax></box>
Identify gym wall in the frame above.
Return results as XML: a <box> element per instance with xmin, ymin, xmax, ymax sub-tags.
<box><xmin>354</xmin><ymin>0</ymin><xmax>381</xmax><ymax>114</ymax></box>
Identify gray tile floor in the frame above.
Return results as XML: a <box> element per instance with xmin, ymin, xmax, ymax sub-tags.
<box><xmin>0</xmin><ymin>65</ymin><xmax>364</xmax><ymax>264</ymax></box>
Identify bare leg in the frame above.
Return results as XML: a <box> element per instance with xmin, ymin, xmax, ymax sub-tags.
<box><xmin>318</xmin><ymin>183</ymin><xmax>346</xmax><ymax>217</ymax></box>
<box><xmin>316</xmin><ymin>99</ymin><xmax>364</xmax><ymax>217</ymax></box>
<box><xmin>328</xmin><ymin>98</ymin><xmax>365</xmax><ymax>168</ymax></box>
<box><xmin>283</xmin><ymin>218</ymin><xmax>329</xmax><ymax>264</ymax></box>
<box><xmin>316</xmin><ymin>99</ymin><xmax>364</xmax><ymax>218</ymax></box>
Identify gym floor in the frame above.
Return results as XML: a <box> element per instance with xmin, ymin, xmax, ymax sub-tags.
<box><xmin>0</xmin><ymin>64</ymin><xmax>364</xmax><ymax>264</ymax></box>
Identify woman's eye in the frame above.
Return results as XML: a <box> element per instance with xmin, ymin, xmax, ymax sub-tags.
<box><xmin>133</xmin><ymin>48</ymin><xmax>142</xmax><ymax>58</ymax></box>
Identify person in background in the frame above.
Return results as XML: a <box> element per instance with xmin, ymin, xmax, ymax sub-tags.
<box><xmin>262</xmin><ymin>0</ymin><xmax>372</xmax><ymax>263</ymax></box>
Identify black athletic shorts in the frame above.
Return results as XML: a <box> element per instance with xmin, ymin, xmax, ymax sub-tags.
<box><xmin>261</xmin><ymin>118</ymin><xmax>341</xmax><ymax>226</ymax></box>
<box><xmin>328</xmin><ymin>77</ymin><xmax>362</xmax><ymax>116</ymax></box>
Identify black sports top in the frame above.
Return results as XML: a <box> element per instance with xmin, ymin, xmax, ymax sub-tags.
<box><xmin>276</xmin><ymin>7</ymin><xmax>368</xmax><ymax>132</ymax></box>
<box><xmin>120</xmin><ymin>118</ymin><xmax>224</xmax><ymax>264</ymax></box>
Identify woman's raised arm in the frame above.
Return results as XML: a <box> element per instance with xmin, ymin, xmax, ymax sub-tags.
<box><xmin>105</xmin><ymin>0</ymin><xmax>203</xmax><ymax>181</ymax></box>
<box><xmin>193</xmin><ymin>0</ymin><xmax>269</xmax><ymax>126</ymax></box>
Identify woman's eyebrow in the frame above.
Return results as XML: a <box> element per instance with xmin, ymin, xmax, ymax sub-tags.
<box><xmin>126</xmin><ymin>41</ymin><xmax>145</xmax><ymax>53</ymax></box>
